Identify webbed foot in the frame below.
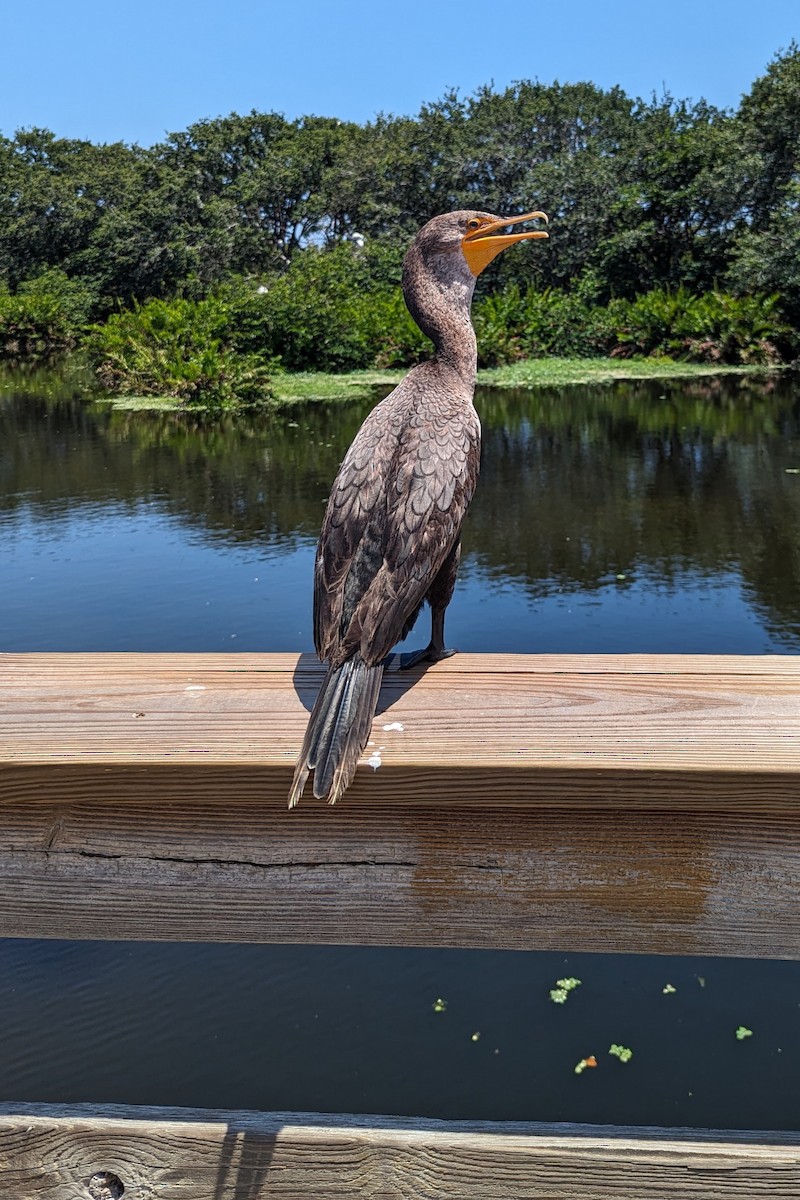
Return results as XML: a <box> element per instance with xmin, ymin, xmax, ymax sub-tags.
<box><xmin>398</xmin><ymin>643</ymin><xmax>457</xmax><ymax>670</ymax></box>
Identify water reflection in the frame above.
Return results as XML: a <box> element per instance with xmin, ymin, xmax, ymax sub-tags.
<box><xmin>2</xmin><ymin>371</ymin><xmax>799</xmax><ymax>650</ymax></box>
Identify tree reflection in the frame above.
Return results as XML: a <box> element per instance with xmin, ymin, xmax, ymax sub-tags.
<box><xmin>2</xmin><ymin>372</ymin><xmax>799</xmax><ymax>643</ymax></box>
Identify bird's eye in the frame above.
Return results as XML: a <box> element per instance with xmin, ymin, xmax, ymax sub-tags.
<box><xmin>467</xmin><ymin>219</ymin><xmax>480</xmax><ymax>230</ymax></box>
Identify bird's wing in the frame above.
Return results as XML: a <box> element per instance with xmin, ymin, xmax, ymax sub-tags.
<box><xmin>339</xmin><ymin>404</ymin><xmax>481</xmax><ymax>665</ymax></box>
<box><xmin>313</xmin><ymin>393</ymin><xmax>405</xmax><ymax>661</ymax></box>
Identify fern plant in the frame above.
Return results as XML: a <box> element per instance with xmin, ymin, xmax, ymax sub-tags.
<box><xmin>86</xmin><ymin>296</ymin><xmax>275</xmax><ymax>411</ymax></box>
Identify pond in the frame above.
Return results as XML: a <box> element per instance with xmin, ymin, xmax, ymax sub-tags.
<box><xmin>2</xmin><ymin>368</ymin><xmax>800</xmax><ymax>1129</ymax></box>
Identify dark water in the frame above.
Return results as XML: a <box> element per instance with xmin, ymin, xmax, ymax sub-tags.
<box><xmin>2</xmin><ymin>368</ymin><xmax>800</xmax><ymax>1129</ymax></box>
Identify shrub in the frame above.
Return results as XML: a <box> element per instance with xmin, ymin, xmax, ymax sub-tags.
<box><xmin>217</xmin><ymin>275</ymin><xmax>790</xmax><ymax>371</ymax></box>
<box><xmin>218</xmin><ymin>244</ymin><xmax>431</xmax><ymax>372</ymax></box>
<box><xmin>608</xmin><ymin>286</ymin><xmax>701</xmax><ymax>358</ymax></box>
<box><xmin>0</xmin><ymin>270</ymin><xmax>96</xmax><ymax>361</ymax></box>
<box><xmin>222</xmin><ymin>246</ymin><xmax>389</xmax><ymax>372</ymax></box>
<box><xmin>474</xmin><ymin>284</ymin><xmax>617</xmax><ymax>364</ymax></box>
<box><xmin>68</xmin><ymin>257</ymin><xmax>800</xmax><ymax>391</ymax></box>
<box><xmin>691</xmin><ymin>291</ymin><xmax>788</xmax><ymax>364</ymax></box>
<box><xmin>609</xmin><ymin>287</ymin><xmax>787</xmax><ymax>364</ymax></box>
<box><xmin>86</xmin><ymin>296</ymin><xmax>275</xmax><ymax>411</ymax></box>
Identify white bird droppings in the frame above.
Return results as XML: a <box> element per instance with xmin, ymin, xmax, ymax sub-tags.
<box><xmin>184</xmin><ymin>685</ymin><xmax>206</xmax><ymax>692</ymax></box>
<box><xmin>382</xmin><ymin>722</ymin><xmax>405</xmax><ymax>732</ymax></box>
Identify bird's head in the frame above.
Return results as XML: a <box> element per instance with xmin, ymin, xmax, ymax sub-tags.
<box><xmin>412</xmin><ymin>209</ymin><xmax>549</xmax><ymax>278</ymax></box>
<box><xmin>402</xmin><ymin>208</ymin><xmax>549</xmax><ymax>361</ymax></box>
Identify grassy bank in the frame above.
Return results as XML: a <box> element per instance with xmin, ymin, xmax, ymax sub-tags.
<box><xmin>101</xmin><ymin>357</ymin><xmax>786</xmax><ymax>411</ymax></box>
<box><xmin>477</xmin><ymin>357</ymin><xmax>786</xmax><ymax>389</ymax></box>
<box><xmin>132</xmin><ymin>357</ymin><xmax>783</xmax><ymax>412</ymax></box>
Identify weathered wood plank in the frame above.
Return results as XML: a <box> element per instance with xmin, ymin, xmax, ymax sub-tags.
<box><xmin>2</xmin><ymin>1103</ymin><xmax>800</xmax><ymax>1199</ymax></box>
<box><xmin>0</xmin><ymin>795</ymin><xmax>799</xmax><ymax>954</ymax></box>
<box><xmin>0</xmin><ymin>653</ymin><xmax>799</xmax><ymax>953</ymax></box>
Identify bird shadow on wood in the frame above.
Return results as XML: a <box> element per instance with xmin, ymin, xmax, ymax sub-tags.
<box><xmin>292</xmin><ymin>649</ymin><xmax>433</xmax><ymax>717</ymax></box>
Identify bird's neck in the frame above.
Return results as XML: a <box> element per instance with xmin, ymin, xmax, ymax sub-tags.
<box><xmin>402</xmin><ymin>248</ymin><xmax>478</xmax><ymax>384</ymax></box>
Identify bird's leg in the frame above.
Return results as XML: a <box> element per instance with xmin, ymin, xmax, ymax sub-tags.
<box><xmin>398</xmin><ymin>544</ymin><xmax>462</xmax><ymax>670</ymax></box>
<box><xmin>398</xmin><ymin>606</ymin><xmax>456</xmax><ymax>669</ymax></box>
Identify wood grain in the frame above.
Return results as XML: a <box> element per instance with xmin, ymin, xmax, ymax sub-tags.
<box><xmin>2</xmin><ymin>652</ymin><xmax>799</xmax><ymax>806</ymax></box>
<box><xmin>1</xmin><ymin>797</ymin><xmax>800</xmax><ymax>954</ymax></box>
<box><xmin>1</xmin><ymin>653</ymin><xmax>799</xmax><ymax>954</ymax></box>
<box><xmin>2</xmin><ymin>1103</ymin><xmax>800</xmax><ymax>1200</ymax></box>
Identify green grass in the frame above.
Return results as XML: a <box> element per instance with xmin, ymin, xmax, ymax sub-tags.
<box><xmin>98</xmin><ymin>393</ymin><xmax>194</xmax><ymax>411</ymax></box>
<box><xmin>477</xmin><ymin>357</ymin><xmax>781</xmax><ymax>389</ymax></box>
<box><xmin>271</xmin><ymin>357</ymin><xmax>781</xmax><ymax>405</ymax></box>
<box><xmin>102</xmin><ymin>369</ymin><xmax>401</xmax><ymax>409</ymax></box>
<box><xmin>102</xmin><ymin>356</ymin><xmax>783</xmax><ymax>411</ymax></box>
<box><xmin>271</xmin><ymin>369</ymin><xmax>403</xmax><ymax>404</ymax></box>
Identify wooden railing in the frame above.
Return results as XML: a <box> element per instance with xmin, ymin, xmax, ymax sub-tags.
<box><xmin>1</xmin><ymin>651</ymin><xmax>799</xmax><ymax>1197</ymax></box>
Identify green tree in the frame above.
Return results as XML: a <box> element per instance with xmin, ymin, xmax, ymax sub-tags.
<box><xmin>0</xmin><ymin>128</ymin><xmax>144</xmax><ymax>299</ymax></box>
<box><xmin>593</xmin><ymin>96</ymin><xmax>735</xmax><ymax>298</ymax></box>
<box><xmin>153</xmin><ymin>111</ymin><xmax>359</xmax><ymax>273</ymax></box>
<box><xmin>736</xmin><ymin>42</ymin><xmax>800</xmax><ymax>231</ymax></box>
<box><xmin>725</xmin><ymin>45</ymin><xmax>800</xmax><ymax>337</ymax></box>
<box><xmin>728</xmin><ymin>180</ymin><xmax>800</xmax><ymax>334</ymax></box>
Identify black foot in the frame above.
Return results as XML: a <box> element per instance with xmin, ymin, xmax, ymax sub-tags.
<box><xmin>398</xmin><ymin>644</ymin><xmax>457</xmax><ymax>670</ymax></box>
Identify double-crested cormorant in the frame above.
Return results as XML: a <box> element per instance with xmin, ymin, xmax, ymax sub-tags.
<box><xmin>288</xmin><ymin>208</ymin><xmax>548</xmax><ymax>807</ymax></box>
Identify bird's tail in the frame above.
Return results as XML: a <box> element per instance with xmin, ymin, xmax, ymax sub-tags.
<box><xmin>288</xmin><ymin>657</ymin><xmax>384</xmax><ymax>808</ymax></box>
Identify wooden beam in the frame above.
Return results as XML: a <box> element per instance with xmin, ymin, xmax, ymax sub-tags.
<box><xmin>4</xmin><ymin>651</ymin><xmax>799</xmax><ymax>805</ymax></box>
<box><xmin>1</xmin><ymin>653</ymin><xmax>799</xmax><ymax>954</ymax></box>
<box><xmin>2</xmin><ymin>1103</ymin><xmax>800</xmax><ymax>1199</ymax></box>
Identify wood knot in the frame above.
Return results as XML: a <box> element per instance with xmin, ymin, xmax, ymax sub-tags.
<box><xmin>86</xmin><ymin>1172</ymin><xmax>124</xmax><ymax>1199</ymax></box>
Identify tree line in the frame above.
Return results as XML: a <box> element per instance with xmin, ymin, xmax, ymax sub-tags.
<box><xmin>0</xmin><ymin>44</ymin><xmax>798</xmax><ymax>399</ymax></box>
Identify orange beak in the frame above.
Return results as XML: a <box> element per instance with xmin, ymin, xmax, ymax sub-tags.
<box><xmin>461</xmin><ymin>210</ymin><xmax>549</xmax><ymax>276</ymax></box>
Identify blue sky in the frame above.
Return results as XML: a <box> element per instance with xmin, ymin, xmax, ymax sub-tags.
<box><xmin>2</xmin><ymin>0</ymin><xmax>797</xmax><ymax>146</ymax></box>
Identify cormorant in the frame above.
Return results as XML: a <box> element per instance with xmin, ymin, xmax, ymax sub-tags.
<box><xmin>288</xmin><ymin>208</ymin><xmax>548</xmax><ymax>807</ymax></box>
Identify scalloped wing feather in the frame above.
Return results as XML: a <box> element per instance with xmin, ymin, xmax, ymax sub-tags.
<box><xmin>314</xmin><ymin>377</ymin><xmax>481</xmax><ymax>668</ymax></box>
<box><xmin>313</xmin><ymin>390</ymin><xmax>406</xmax><ymax>659</ymax></box>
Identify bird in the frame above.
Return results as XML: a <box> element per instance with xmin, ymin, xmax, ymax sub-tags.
<box><xmin>288</xmin><ymin>208</ymin><xmax>549</xmax><ymax>807</ymax></box>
